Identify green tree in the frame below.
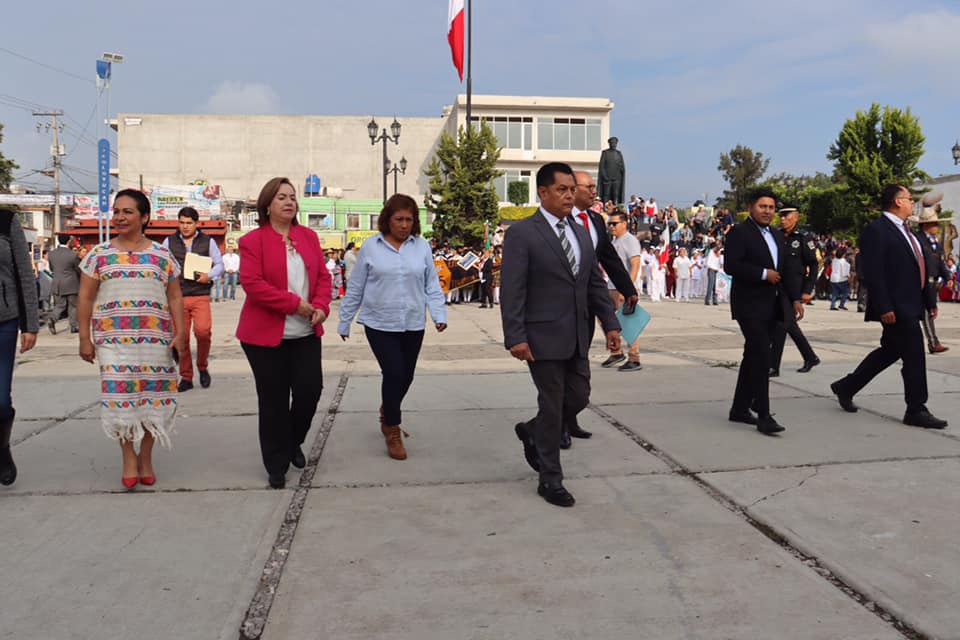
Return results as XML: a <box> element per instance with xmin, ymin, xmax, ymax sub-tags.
<box><xmin>717</xmin><ymin>144</ymin><xmax>770</xmax><ymax>211</ymax></box>
<box><xmin>507</xmin><ymin>180</ymin><xmax>528</xmax><ymax>207</ymax></box>
<box><xmin>805</xmin><ymin>185</ymin><xmax>859</xmax><ymax>234</ymax></box>
<box><xmin>424</xmin><ymin>122</ymin><xmax>502</xmax><ymax>246</ymax></box>
<box><xmin>0</xmin><ymin>124</ymin><xmax>19</xmax><ymax>193</ymax></box>
<box><xmin>827</xmin><ymin>103</ymin><xmax>928</xmax><ymax>228</ymax></box>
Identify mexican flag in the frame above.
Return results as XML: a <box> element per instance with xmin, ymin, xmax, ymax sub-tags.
<box><xmin>448</xmin><ymin>0</ymin><xmax>465</xmax><ymax>81</ymax></box>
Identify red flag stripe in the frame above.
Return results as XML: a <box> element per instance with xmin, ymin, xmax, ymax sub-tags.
<box><xmin>448</xmin><ymin>0</ymin><xmax>464</xmax><ymax>81</ymax></box>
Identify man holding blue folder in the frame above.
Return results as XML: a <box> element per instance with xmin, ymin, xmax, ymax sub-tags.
<box><xmin>607</xmin><ymin>211</ymin><xmax>646</xmax><ymax>371</ymax></box>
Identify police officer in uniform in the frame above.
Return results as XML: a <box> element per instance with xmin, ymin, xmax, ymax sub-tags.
<box><xmin>770</xmin><ymin>208</ymin><xmax>820</xmax><ymax>376</ymax></box>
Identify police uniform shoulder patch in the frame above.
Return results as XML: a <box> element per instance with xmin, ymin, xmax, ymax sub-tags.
<box><xmin>806</xmin><ymin>240</ymin><xmax>815</xmax><ymax>250</ymax></box>
<box><xmin>791</xmin><ymin>239</ymin><xmax>800</xmax><ymax>248</ymax></box>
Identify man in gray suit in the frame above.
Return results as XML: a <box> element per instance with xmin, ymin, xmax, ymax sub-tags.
<box><xmin>47</xmin><ymin>234</ymin><xmax>81</xmax><ymax>334</ymax></box>
<box><xmin>501</xmin><ymin>162</ymin><xmax>621</xmax><ymax>507</ymax></box>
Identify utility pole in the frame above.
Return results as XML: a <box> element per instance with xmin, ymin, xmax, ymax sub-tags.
<box><xmin>34</xmin><ymin>111</ymin><xmax>65</xmax><ymax>238</ymax></box>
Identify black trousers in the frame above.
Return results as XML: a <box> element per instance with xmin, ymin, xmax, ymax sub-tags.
<box><xmin>770</xmin><ymin>321</ymin><xmax>817</xmax><ymax>371</ymax></box>
<box><xmin>479</xmin><ymin>280</ymin><xmax>493</xmax><ymax>305</ymax></box>
<box><xmin>365</xmin><ymin>327</ymin><xmax>425</xmax><ymax>426</ymax></box>
<box><xmin>733</xmin><ymin>314</ymin><xmax>778</xmax><ymax>417</ymax></box>
<box><xmin>242</xmin><ymin>336</ymin><xmax>323</xmax><ymax>476</ymax></box>
<box><xmin>836</xmin><ymin>320</ymin><xmax>928</xmax><ymax>413</ymax></box>
<box><xmin>525</xmin><ymin>357</ymin><xmax>591</xmax><ymax>486</ymax></box>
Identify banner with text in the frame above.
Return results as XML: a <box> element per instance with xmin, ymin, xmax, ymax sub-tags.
<box><xmin>151</xmin><ymin>185</ymin><xmax>222</xmax><ymax>220</ymax></box>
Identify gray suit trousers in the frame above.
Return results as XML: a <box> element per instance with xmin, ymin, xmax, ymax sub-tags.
<box><xmin>52</xmin><ymin>294</ymin><xmax>78</xmax><ymax>331</ymax></box>
<box><xmin>525</xmin><ymin>357</ymin><xmax>591</xmax><ymax>486</ymax></box>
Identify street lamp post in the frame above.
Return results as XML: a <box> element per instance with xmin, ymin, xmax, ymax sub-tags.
<box><xmin>367</xmin><ymin>117</ymin><xmax>401</xmax><ymax>203</ymax></box>
<box><xmin>952</xmin><ymin>140</ymin><xmax>960</xmax><ymax>165</ymax></box>
<box><xmin>386</xmin><ymin>156</ymin><xmax>408</xmax><ymax>195</ymax></box>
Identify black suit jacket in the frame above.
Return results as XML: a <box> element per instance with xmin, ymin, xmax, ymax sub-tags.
<box><xmin>860</xmin><ymin>215</ymin><xmax>933</xmax><ymax>323</ymax></box>
<box><xmin>724</xmin><ymin>219</ymin><xmax>799</xmax><ymax>323</ymax></box>
<box><xmin>48</xmin><ymin>246</ymin><xmax>81</xmax><ymax>296</ymax></box>
<box><xmin>500</xmin><ymin>209</ymin><xmax>619</xmax><ymax>361</ymax></box>
<box><xmin>916</xmin><ymin>230</ymin><xmax>950</xmax><ymax>309</ymax></box>
<box><xmin>582</xmin><ymin>209</ymin><xmax>637</xmax><ymax>298</ymax></box>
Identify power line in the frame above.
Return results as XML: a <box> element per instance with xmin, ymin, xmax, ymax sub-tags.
<box><xmin>0</xmin><ymin>46</ymin><xmax>93</xmax><ymax>84</ymax></box>
<box><xmin>59</xmin><ymin>166</ymin><xmax>94</xmax><ymax>193</ymax></box>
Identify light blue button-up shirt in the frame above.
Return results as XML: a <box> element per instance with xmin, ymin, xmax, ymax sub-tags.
<box><xmin>751</xmin><ymin>219</ymin><xmax>778</xmax><ymax>281</ymax></box>
<box><xmin>337</xmin><ymin>234</ymin><xmax>447</xmax><ymax>336</ymax></box>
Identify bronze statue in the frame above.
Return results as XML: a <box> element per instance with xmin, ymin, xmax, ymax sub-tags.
<box><xmin>598</xmin><ymin>137</ymin><xmax>625</xmax><ymax>206</ymax></box>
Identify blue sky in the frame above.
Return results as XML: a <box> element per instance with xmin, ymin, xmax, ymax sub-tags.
<box><xmin>2</xmin><ymin>0</ymin><xmax>959</xmax><ymax>206</ymax></box>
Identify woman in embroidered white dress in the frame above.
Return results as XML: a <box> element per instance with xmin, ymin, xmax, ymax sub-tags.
<box><xmin>77</xmin><ymin>189</ymin><xmax>185</xmax><ymax>490</ymax></box>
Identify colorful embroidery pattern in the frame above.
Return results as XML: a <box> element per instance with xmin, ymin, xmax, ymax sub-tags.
<box><xmin>81</xmin><ymin>242</ymin><xmax>181</xmax><ymax>447</ymax></box>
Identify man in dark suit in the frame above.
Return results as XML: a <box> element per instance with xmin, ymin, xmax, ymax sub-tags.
<box><xmin>914</xmin><ymin>208</ymin><xmax>952</xmax><ymax>354</ymax></box>
<box><xmin>501</xmin><ymin>162</ymin><xmax>620</xmax><ymax>507</ymax></box>
<box><xmin>770</xmin><ymin>208</ymin><xmax>820</xmax><ymax>376</ymax></box>
<box><xmin>47</xmin><ymin>234</ymin><xmax>81</xmax><ymax>334</ymax></box>
<box><xmin>724</xmin><ymin>188</ymin><xmax>803</xmax><ymax>435</ymax></box>
<box><xmin>557</xmin><ymin>171</ymin><xmax>638</xmax><ymax>447</ymax></box>
<box><xmin>830</xmin><ymin>185</ymin><xmax>947</xmax><ymax>429</ymax></box>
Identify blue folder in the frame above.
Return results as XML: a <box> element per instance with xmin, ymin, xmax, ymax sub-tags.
<box><xmin>616</xmin><ymin>304</ymin><xmax>651</xmax><ymax>345</ymax></box>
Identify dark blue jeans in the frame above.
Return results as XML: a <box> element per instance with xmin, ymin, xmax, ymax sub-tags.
<box><xmin>364</xmin><ymin>327</ymin><xmax>425</xmax><ymax>426</ymax></box>
<box><xmin>831</xmin><ymin>281</ymin><xmax>850</xmax><ymax>309</ymax></box>
<box><xmin>0</xmin><ymin>318</ymin><xmax>19</xmax><ymax>409</ymax></box>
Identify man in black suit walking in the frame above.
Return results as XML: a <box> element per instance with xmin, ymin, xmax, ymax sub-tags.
<box><xmin>830</xmin><ymin>185</ymin><xmax>947</xmax><ymax>429</ymax></box>
<box><xmin>47</xmin><ymin>234</ymin><xmax>81</xmax><ymax>334</ymax></box>
<box><xmin>500</xmin><ymin>162</ymin><xmax>620</xmax><ymax>507</ymax></box>
<box><xmin>725</xmin><ymin>188</ymin><xmax>803</xmax><ymax>435</ymax></box>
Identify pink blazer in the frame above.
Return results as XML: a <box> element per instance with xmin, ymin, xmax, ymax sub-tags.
<box><xmin>236</xmin><ymin>224</ymin><xmax>332</xmax><ymax>347</ymax></box>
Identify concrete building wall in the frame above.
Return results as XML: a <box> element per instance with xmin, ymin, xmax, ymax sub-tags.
<box><xmin>116</xmin><ymin>95</ymin><xmax>614</xmax><ymax>208</ymax></box>
<box><xmin>117</xmin><ymin>114</ymin><xmax>448</xmax><ymax>203</ymax></box>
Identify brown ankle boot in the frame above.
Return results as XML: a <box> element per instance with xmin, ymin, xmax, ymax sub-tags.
<box><xmin>381</xmin><ymin>425</ymin><xmax>408</xmax><ymax>460</ymax></box>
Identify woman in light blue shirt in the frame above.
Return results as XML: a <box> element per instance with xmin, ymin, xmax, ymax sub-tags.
<box><xmin>338</xmin><ymin>194</ymin><xmax>447</xmax><ymax>461</ymax></box>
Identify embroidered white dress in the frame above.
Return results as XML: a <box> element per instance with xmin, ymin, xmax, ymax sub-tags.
<box><xmin>80</xmin><ymin>242</ymin><xmax>180</xmax><ymax>447</ymax></box>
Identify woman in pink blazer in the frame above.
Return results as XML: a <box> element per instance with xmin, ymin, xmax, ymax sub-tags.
<box><xmin>237</xmin><ymin>177</ymin><xmax>332</xmax><ymax>489</ymax></box>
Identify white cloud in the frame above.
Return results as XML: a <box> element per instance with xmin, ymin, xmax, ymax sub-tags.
<box><xmin>201</xmin><ymin>81</ymin><xmax>281</xmax><ymax>114</ymax></box>
<box><xmin>864</xmin><ymin>10</ymin><xmax>960</xmax><ymax>95</ymax></box>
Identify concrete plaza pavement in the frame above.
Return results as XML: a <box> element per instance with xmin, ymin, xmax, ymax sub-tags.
<box><xmin>1</xmin><ymin>293</ymin><xmax>958</xmax><ymax>639</ymax></box>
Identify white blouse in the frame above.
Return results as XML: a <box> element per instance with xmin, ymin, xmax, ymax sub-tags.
<box><xmin>283</xmin><ymin>249</ymin><xmax>313</xmax><ymax>339</ymax></box>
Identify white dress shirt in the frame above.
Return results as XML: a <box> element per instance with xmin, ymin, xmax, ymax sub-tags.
<box><xmin>571</xmin><ymin>207</ymin><xmax>599</xmax><ymax>249</ymax></box>
<box><xmin>540</xmin><ymin>208</ymin><xmax>581</xmax><ymax>271</ymax></box>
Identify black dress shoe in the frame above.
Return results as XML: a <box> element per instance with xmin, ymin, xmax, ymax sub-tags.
<box><xmin>797</xmin><ymin>358</ymin><xmax>820</xmax><ymax>373</ymax></box>
<box><xmin>199</xmin><ymin>370</ymin><xmax>211</xmax><ymax>388</ymax></box>
<box><xmin>291</xmin><ymin>446</ymin><xmax>306</xmax><ymax>469</ymax></box>
<box><xmin>729</xmin><ymin>409</ymin><xmax>758</xmax><ymax>425</ymax></box>
<box><xmin>559</xmin><ymin>430</ymin><xmax>572</xmax><ymax>450</ymax></box>
<box><xmin>537</xmin><ymin>483</ymin><xmax>575</xmax><ymax>507</ymax></box>
<box><xmin>268</xmin><ymin>473</ymin><xmax>286</xmax><ymax>489</ymax></box>
<box><xmin>177</xmin><ymin>380</ymin><xmax>194</xmax><ymax>393</ymax></box>
<box><xmin>768</xmin><ymin>368</ymin><xmax>779</xmax><ymax>378</ymax></box>
<box><xmin>600</xmin><ymin>353</ymin><xmax>626</xmax><ymax>368</ymax></box>
<box><xmin>829</xmin><ymin>381</ymin><xmax>858</xmax><ymax>413</ymax></box>
<box><xmin>756</xmin><ymin>415</ymin><xmax>785</xmax><ymax>435</ymax></box>
<box><xmin>568</xmin><ymin>425</ymin><xmax>592</xmax><ymax>439</ymax></box>
<box><xmin>515</xmin><ymin>423</ymin><xmax>540</xmax><ymax>472</ymax></box>
<box><xmin>48</xmin><ymin>319</ymin><xmax>56</xmax><ymax>335</ymax></box>
<box><xmin>903</xmin><ymin>410</ymin><xmax>948</xmax><ymax>429</ymax></box>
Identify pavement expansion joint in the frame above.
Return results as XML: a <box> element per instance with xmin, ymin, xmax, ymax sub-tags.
<box><xmin>588</xmin><ymin>402</ymin><xmax>930</xmax><ymax>640</ymax></box>
<box><xmin>11</xmin><ymin>400</ymin><xmax>100</xmax><ymax>447</ymax></box>
<box><xmin>238</xmin><ymin>366</ymin><xmax>351</xmax><ymax>640</ymax></box>
<box><xmin>747</xmin><ymin>467</ymin><xmax>821</xmax><ymax>508</ymax></box>
<box><xmin>309</xmin><ymin>469</ymin><xmax>674</xmax><ymax>491</ymax></box>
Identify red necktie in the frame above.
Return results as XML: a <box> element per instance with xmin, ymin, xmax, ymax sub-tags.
<box><xmin>904</xmin><ymin>222</ymin><xmax>926</xmax><ymax>288</ymax></box>
<box><xmin>577</xmin><ymin>212</ymin><xmax>590</xmax><ymax>231</ymax></box>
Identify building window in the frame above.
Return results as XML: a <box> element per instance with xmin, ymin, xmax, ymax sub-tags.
<box><xmin>307</xmin><ymin>214</ymin><xmax>328</xmax><ymax>230</ymax></box>
<box><xmin>470</xmin><ymin>116</ymin><xmax>533</xmax><ymax>149</ymax></box>
<box><xmin>346</xmin><ymin>214</ymin><xmax>361</xmax><ymax>230</ymax></box>
<box><xmin>537</xmin><ymin>118</ymin><xmax>602</xmax><ymax>151</ymax></box>
<box><xmin>495</xmin><ymin>169</ymin><xmax>532</xmax><ymax>204</ymax></box>
<box><xmin>369</xmin><ymin>214</ymin><xmax>379</xmax><ymax>230</ymax></box>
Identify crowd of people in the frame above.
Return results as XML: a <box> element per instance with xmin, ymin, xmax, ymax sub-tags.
<box><xmin>0</xmin><ymin>165</ymin><xmax>955</xmax><ymax>509</ymax></box>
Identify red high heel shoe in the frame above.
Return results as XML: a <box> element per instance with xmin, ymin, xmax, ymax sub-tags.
<box><xmin>139</xmin><ymin>474</ymin><xmax>156</xmax><ymax>486</ymax></box>
<box><xmin>122</xmin><ymin>476</ymin><xmax>138</xmax><ymax>489</ymax></box>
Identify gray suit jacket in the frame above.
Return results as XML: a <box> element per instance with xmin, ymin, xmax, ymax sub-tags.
<box><xmin>48</xmin><ymin>246</ymin><xmax>81</xmax><ymax>296</ymax></box>
<box><xmin>500</xmin><ymin>209</ymin><xmax>619</xmax><ymax>360</ymax></box>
